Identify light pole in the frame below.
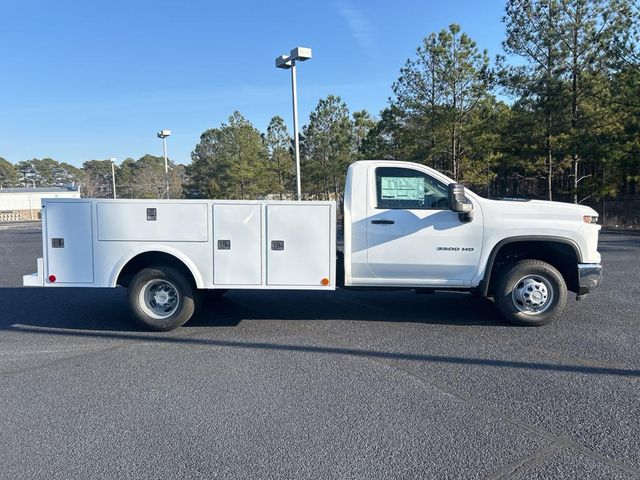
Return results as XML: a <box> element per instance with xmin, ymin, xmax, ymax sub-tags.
<box><xmin>275</xmin><ymin>47</ymin><xmax>312</xmax><ymax>200</ymax></box>
<box><xmin>157</xmin><ymin>130</ymin><xmax>171</xmax><ymax>199</ymax></box>
<box><xmin>110</xmin><ymin>157</ymin><xmax>117</xmax><ymax>199</ymax></box>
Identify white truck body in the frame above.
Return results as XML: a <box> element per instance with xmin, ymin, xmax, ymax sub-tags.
<box><xmin>24</xmin><ymin>200</ymin><xmax>337</xmax><ymax>290</ymax></box>
<box><xmin>24</xmin><ymin>160</ymin><xmax>602</xmax><ymax>329</ymax></box>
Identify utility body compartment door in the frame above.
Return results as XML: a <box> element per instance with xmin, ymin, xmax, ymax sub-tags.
<box><xmin>97</xmin><ymin>202</ymin><xmax>208</xmax><ymax>242</ymax></box>
<box><xmin>267</xmin><ymin>204</ymin><xmax>332</xmax><ymax>287</ymax></box>
<box><xmin>45</xmin><ymin>201</ymin><xmax>94</xmax><ymax>283</ymax></box>
<box><xmin>213</xmin><ymin>204</ymin><xmax>262</xmax><ymax>285</ymax></box>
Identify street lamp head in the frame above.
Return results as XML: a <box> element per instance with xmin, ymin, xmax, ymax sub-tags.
<box><xmin>275</xmin><ymin>55</ymin><xmax>292</xmax><ymax>69</ymax></box>
<box><xmin>290</xmin><ymin>47</ymin><xmax>312</xmax><ymax>61</ymax></box>
<box><xmin>276</xmin><ymin>47</ymin><xmax>312</xmax><ymax>69</ymax></box>
<box><xmin>157</xmin><ymin>129</ymin><xmax>172</xmax><ymax>138</ymax></box>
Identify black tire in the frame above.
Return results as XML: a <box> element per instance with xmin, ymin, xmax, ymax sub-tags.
<box><xmin>494</xmin><ymin>259</ymin><xmax>567</xmax><ymax>326</ymax></box>
<box><xmin>128</xmin><ymin>265</ymin><xmax>199</xmax><ymax>331</ymax></box>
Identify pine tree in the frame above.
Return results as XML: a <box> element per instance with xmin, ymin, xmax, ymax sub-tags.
<box><xmin>503</xmin><ymin>0</ymin><xmax>569</xmax><ymax>200</ymax></box>
<box><xmin>392</xmin><ymin>24</ymin><xmax>494</xmax><ymax>182</ymax></box>
<box><xmin>0</xmin><ymin>158</ymin><xmax>20</xmax><ymax>187</ymax></box>
<box><xmin>266</xmin><ymin>116</ymin><xmax>294</xmax><ymax>199</ymax></box>
<box><xmin>302</xmin><ymin>95</ymin><xmax>354</xmax><ymax>201</ymax></box>
<box><xmin>188</xmin><ymin>112</ymin><xmax>269</xmax><ymax>199</ymax></box>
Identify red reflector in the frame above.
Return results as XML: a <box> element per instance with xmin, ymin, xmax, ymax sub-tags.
<box><xmin>48</xmin><ymin>275</ymin><xmax>56</xmax><ymax>283</ymax></box>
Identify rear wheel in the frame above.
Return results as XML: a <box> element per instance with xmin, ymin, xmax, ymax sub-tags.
<box><xmin>494</xmin><ymin>259</ymin><xmax>567</xmax><ymax>326</ymax></box>
<box><xmin>128</xmin><ymin>266</ymin><xmax>199</xmax><ymax>331</ymax></box>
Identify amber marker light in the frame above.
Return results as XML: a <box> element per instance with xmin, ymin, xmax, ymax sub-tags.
<box><xmin>321</xmin><ymin>277</ymin><xmax>330</xmax><ymax>286</ymax></box>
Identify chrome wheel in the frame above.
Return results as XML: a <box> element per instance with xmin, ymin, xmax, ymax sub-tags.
<box><xmin>511</xmin><ymin>275</ymin><xmax>554</xmax><ymax>315</ymax></box>
<box><xmin>139</xmin><ymin>279</ymin><xmax>180</xmax><ymax>319</ymax></box>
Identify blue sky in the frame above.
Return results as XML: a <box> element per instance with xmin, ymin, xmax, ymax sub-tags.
<box><xmin>0</xmin><ymin>0</ymin><xmax>507</xmax><ymax>167</ymax></box>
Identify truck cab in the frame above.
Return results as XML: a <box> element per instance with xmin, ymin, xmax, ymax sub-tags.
<box><xmin>344</xmin><ymin>160</ymin><xmax>602</xmax><ymax>325</ymax></box>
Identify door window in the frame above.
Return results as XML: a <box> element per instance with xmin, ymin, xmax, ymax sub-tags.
<box><xmin>375</xmin><ymin>167</ymin><xmax>449</xmax><ymax>210</ymax></box>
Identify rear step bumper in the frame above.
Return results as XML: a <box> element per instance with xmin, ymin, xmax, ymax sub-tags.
<box><xmin>23</xmin><ymin>258</ymin><xmax>44</xmax><ymax>287</ymax></box>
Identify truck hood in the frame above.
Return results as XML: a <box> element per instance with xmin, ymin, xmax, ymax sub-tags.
<box><xmin>483</xmin><ymin>198</ymin><xmax>598</xmax><ymax>219</ymax></box>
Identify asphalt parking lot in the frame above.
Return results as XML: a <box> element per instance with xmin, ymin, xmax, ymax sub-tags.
<box><xmin>0</xmin><ymin>222</ymin><xmax>638</xmax><ymax>479</ymax></box>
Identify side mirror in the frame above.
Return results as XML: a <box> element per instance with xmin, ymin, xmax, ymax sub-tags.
<box><xmin>447</xmin><ymin>183</ymin><xmax>474</xmax><ymax>222</ymax></box>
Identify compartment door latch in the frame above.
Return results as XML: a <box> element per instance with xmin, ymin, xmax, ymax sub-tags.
<box><xmin>271</xmin><ymin>240</ymin><xmax>285</xmax><ymax>251</ymax></box>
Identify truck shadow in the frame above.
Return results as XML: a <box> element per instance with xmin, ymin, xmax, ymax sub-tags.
<box><xmin>3</xmin><ymin>288</ymin><xmax>639</xmax><ymax>379</ymax></box>
<box><xmin>0</xmin><ymin>287</ymin><xmax>506</xmax><ymax>333</ymax></box>
<box><xmin>191</xmin><ymin>289</ymin><xmax>506</xmax><ymax>328</ymax></box>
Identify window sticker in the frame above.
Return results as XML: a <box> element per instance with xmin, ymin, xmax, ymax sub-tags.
<box><xmin>380</xmin><ymin>176</ymin><xmax>424</xmax><ymax>201</ymax></box>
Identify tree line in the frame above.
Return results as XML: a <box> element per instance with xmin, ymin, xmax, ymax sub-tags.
<box><xmin>1</xmin><ymin>0</ymin><xmax>638</xmax><ymax>224</ymax></box>
<box><xmin>190</xmin><ymin>0</ymin><xmax>640</xmax><ymax>213</ymax></box>
<box><xmin>0</xmin><ymin>155</ymin><xmax>185</xmax><ymax>199</ymax></box>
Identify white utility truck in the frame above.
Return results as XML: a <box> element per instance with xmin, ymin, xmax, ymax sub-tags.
<box><xmin>23</xmin><ymin>160</ymin><xmax>603</xmax><ymax>330</ymax></box>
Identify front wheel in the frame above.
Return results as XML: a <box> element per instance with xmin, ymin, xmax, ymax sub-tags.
<box><xmin>494</xmin><ymin>260</ymin><xmax>567</xmax><ymax>326</ymax></box>
<box><xmin>128</xmin><ymin>266</ymin><xmax>199</xmax><ymax>331</ymax></box>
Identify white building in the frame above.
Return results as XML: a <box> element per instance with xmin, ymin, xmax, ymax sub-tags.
<box><xmin>0</xmin><ymin>186</ymin><xmax>81</xmax><ymax>221</ymax></box>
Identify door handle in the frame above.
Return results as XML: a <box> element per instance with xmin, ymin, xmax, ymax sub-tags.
<box><xmin>371</xmin><ymin>219</ymin><xmax>395</xmax><ymax>225</ymax></box>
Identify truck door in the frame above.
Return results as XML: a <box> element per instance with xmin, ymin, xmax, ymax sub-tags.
<box><xmin>365</xmin><ymin>166</ymin><xmax>482</xmax><ymax>286</ymax></box>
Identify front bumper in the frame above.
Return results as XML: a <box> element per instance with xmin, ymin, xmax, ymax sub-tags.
<box><xmin>577</xmin><ymin>263</ymin><xmax>602</xmax><ymax>299</ymax></box>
